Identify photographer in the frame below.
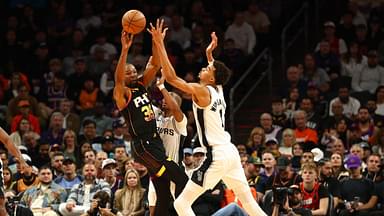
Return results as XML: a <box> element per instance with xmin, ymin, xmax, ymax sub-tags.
<box><xmin>271</xmin><ymin>185</ymin><xmax>312</xmax><ymax>216</ymax></box>
<box><xmin>83</xmin><ymin>191</ymin><xmax>114</xmax><ymax>216</ymax></box>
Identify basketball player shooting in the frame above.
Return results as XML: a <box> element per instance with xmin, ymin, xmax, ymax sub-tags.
<box><xmin>113</xmin><ymin>31</ymin><xmax>188</xmax><ymax>216</ymax></box>
<box><xmin>148</xmin><ymin>19</ymin><xmax>267</xmax><ymax>216</ymax></box>
<box><xmin>0</xmin><ymin>127</ymin><xmax>27</xmax><ymax>216</ymax></box>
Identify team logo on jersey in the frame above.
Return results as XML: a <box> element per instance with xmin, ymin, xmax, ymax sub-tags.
<box><xmin>197</xmin><ymin>170</ymin><xmax>203</xmax><ymax>182</ymax></box>
<box><xmin>157</xmin><ymin>127</ymin><xmax>175</xmax><ymax>136</ymax></box>
<box><xmin>133</xmin><ymin>93</ymin><xmax>150</xmax><ymax>107</ymax></box>
<box><xmin>210</xmin><ymin>98</ymin><xmax>225</xmax><ymax>112</ymax></box>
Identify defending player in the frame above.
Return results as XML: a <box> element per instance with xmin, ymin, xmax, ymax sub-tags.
<box><xmin>148</xmin><ymin>76</ymin><xmax>188</xmax><ymax>215</ymax></box>
<box><xmin>113</xmin><ymin>31</ymin><xmax>188</xmax><ymax>216</ymax></box>
<box><xmin>149</xmin><ymin>19</ymin><xmax>267</xmax><ymax>216</ymax></box>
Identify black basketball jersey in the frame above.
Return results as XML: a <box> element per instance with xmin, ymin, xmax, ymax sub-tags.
<box><xmin>119</xmin><ymin>82</ymin><xmax>158</xmax><ymax>140</ymax></box>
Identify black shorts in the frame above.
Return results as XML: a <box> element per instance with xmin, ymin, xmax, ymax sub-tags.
<box><xmin>131</xmin><ymin>136</ymin><xmax>167</xmax><ymax>175</ymax></box>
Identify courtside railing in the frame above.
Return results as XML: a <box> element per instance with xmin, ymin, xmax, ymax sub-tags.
<box><xmin>229</xmin><ymin>48</ymin><xmax>272</xmax><ymax>138</ymax></box>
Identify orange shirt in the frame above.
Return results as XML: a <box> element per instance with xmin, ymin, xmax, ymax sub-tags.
<box><xmin>295</xmin><ymin>128</ymin><xmax>318</xmax><ymax>144</ymax></box>
<box><xmin>79</xmin><ymin>88</ymin><xmax>99</xmax><ymax>110</ymax></box>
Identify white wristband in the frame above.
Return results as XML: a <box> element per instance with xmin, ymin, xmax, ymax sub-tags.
<box><xmin>158</xmin><ymin>84</ymin><xmax>165</xmax><ymax>91</ymax></box>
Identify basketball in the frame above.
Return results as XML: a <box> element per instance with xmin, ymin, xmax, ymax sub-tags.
<box><xmin>122</xmin><ymin>10</ymin><xmax>146</xmax><ymax>35</ymax></box>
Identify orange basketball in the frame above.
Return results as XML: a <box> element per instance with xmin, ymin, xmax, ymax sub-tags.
<box><xmin>122</xmin><ymin>10</ymin><xmax>146</xmax><ymax>35</ymax></box>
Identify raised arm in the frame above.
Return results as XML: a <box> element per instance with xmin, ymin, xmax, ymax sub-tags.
<box><xmin>142</xmin><ymin>41</ymin><xmax>161</xmax><ymax>87</ymax></box>
<box><xmin>0</xmin><ymin>127</ymin><xmax>26</xmax><ymax>167</ymax></box>
<box><xmin>114</xmin><ymin>31</ymin><xmax>133</xmax><ymax>110</ymax></box>
<box><xmin>156</xmin><ymin>75</ymin><xmax>184</xmax><ymax>122</ymax></box>
<box><xmin>206</xmin><ymin>32</ymin><xmax>218</xmax><ymax>64</ymax></box>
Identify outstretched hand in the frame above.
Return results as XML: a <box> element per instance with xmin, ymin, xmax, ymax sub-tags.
<box><xmin>121</xmin><ymin>31</ymin><xmax>133</xmax><ymax>51</ymax></box>
<box><xmin>147</xmin><ymin>19</ymin><xmax>168</xmax><ymax>45</ymax></box>
<box><xmin>157</xmin><ymin>72</ymin><xmax>166</xmax><ymax>87</ymax></box>
<box><xmin>206</xmin><ymin>32</ymin><xmax>218</xmax><ymax>53</ymax></box>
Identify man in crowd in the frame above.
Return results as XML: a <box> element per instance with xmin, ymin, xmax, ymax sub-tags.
<box><xmin>363</xmin><ymin>153</ymin><xmax>383</xmax><ymax>183</ymax></box>
<box><xmin>54</xmin><ymin>157</ymin><xmax>83</xmax><ymax>193</ymax></box>
<box><xmin>59</xmin><ymin>163</ymin><xmax>111</xmax><ymax>216</ymax></box>
<box><xmin>21</xmin><ymin>166</ymin><xmax>67</xmax><ymax>216</ymax></box>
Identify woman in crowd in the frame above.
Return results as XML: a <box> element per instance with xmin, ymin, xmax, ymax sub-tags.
<box><xmin>4</xmin><ymin>167</ymin><xmax>15</xmax><ymax>190</ymax></box>
<box><xmin>331</xmin><ymin>152</ymin><xmax>349</xmax><ymax>181</ymax></box>
<box><xmin>62</xmin><ymin>129</ymin><xmax>78</xmax><ymax>164</ymax></box>
<box><xmin>246</xmin><ymin>127</ymin><xmax>265</xmax><ymax>158</ymax></box>
<box><xmin>279</xmin><ymin>128</ymin><xmax>296</xmax><ymax>159</ymax></box>
<box><xmin>114</xmin><ymin>168</ymin><xmax>146</xmax><ymax>216</ymax></box>
<box><xmin>341</xmin><ymin>42</ymin><xmax>367</xmax><ymax>78</ymax></box>
<box><xmin>9</xmin><ymin>118</ymin><xmax>38</xmax><ymax>146</ymax></box>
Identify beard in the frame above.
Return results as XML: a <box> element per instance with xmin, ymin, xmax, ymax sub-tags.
<box><xmin>84</xmin><ymin>174</ymin><xmax>96</xmax><ymax>182</ymax></box>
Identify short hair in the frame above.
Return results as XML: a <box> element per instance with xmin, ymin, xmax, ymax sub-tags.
<box><xmin>213</xmin><ymin>60</ymin><xmax>232</xmax><ymax>85</ymax></box>
<box><xmin>83</xmin><ymin>119</ymin><xmax>96</xmax><ymax>128</ymax></box>
<box><xmin>301</xmin><ymin>162</ymin><xmax>317</xmax><ymax>171</ymax></box>
<box><xmin>169</xmin><ymin>92</ymin><xmax>182</xmax><ymax>107</ymax></box>
<box><xmin>53</xmin><ymin>152</ymin><xmax>64</xmax><ymax>158</ymax></box>
<box><xmin>39</xmin><ymin>165</ymin><xmax>52</xmax><ymax>173</ymax></box>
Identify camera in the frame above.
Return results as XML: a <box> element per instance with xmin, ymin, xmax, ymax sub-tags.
<box><xmin>273</xmin><ymin>187</ymin><xmax>288</xmax><ymax>206</ymax></box>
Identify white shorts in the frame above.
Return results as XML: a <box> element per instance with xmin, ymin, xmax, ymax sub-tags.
<box><xmin>191</xmin><ymin>144</ymin><xmax>248</xmax><ymax>190</ymax></box>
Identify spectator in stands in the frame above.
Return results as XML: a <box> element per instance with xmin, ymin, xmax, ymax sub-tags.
<box><xmin>329</xmin><ymin>85</ymin><xmax>361</xmax><ymax>119</ymax></box>
<box><xmin>259</xmin><ymin>112</ymin><xmax>282</xmax><ymax>141</ymax></box>
<box><xmin>355</xmin><ymin>106</ymin><xmax>379</xmax><ymax>144</ymax></box>
<box><xmin>374</xmin><ymin>86</ymin><xmax>384</xmax><ymax>116</ymax></box>
<box><xmin>35</xmin><ymin>142</ymin><xmax>51</xmax><ymax>168</ymax></box>
<box><xmin>224</xmin><ymin>11</ymin><xmax>256</xmax><ymax>55</ymax></box>
<box><xmin>87</xmin><ymin>46</ymin><xmax>110</xmax><ymax>78</ymax></box>
<box><xmin>59</xmin><ymin>98</ymin><xmax>81</xmax><ymax>133</ymax></box>
<box><xmin>293</xmin><ymin>110</ymin><xmax>318</xmax><ymax>144</ymax></box>
<box><xmin>10</xmin><ymin>118</ymin><xmax>39</xmax><ymax>146</ymax></box>
<box><xmin>271</xmin><ymin>98</ymin><xmax>289</xmax><ymax>128</ymax></box>
<box><xmin>3</xmin><ymin>73</ymin><xmax>31</xmax><ymax>104</ymax></box>
<box><xmin>46</xmin><ymin>3</ymin><xmax>73</xmax><ymax>45</ymax></box>
<box><xmin>331</xmin><ymin>152</ymin><xmax>349</xmax><ymax>181</ymax></box>
<box><xmin>100</xmin><ymin>58</ymin><xmax>116</xmax><ymax>98</ymax></box>
<box><xmin>352</xmin><ymin>50</ymin><xmax>384</xmax><ymax>94</ymax></box>
<box><xmin>337</xmin><ymin>11</ymin><xmax>356</xmax><ymax>46</ymax></box>
<box><xmin>266</xmin><ymin>156</ymin><xmax>301</xmax><ymax>193</ymax></box>
<box><xmin>44</xmin><ymin>74</ymin><xmax>69</xmax><ymax>111</ymax></box>
<box><xmin>67</xmin><ymin>58</ymin><xmax>89</xmax><ymax>101</ymax></box>
<box><xmin>260</xmin><ymin>151</ymin><xmax>276</xmax><ymax>186</ymax></box>
<box><xmin>59</xmin><ymin>163</ymin><xmax>111</xmax><ymax>216</ymax></box>
<box><xmin>114</xmin><ymin>145</ymin><xmax>128</xmax><ymax>165</ymax></box>
<box><xmin>114</xmin><ymin>168</ymin><xmax>145</xmax><ymax>216</ymax></box>
<box><xmin>355</xmin><ymin>24</ymin><xmax>369</xmax><ymax>56</ymax></box>
<box><xmin>302</xmin><ymin>53</ymin><xmax>330</xmax><ymax>92</ymax></box>
<box><xmin>21</xmin><ymin>166</ymin><xmax>67</xmax><ymax>216</ymax></box>
<box><xmin>318</xmin><ymin>158</ymin><xmax>341</xmax><ymax>207</ymax></box>
<box><xmin>76</xmin><ymin>78</ymin><xmax>103</xmax><ymax>114</ymax></box>
<box><xmin>62</xmin><ymin>129</ymin><xmax>78</xmax><ymax>163</ymax></box>
<box><xmin>314</xmin><ymin>40</ymin><xmax>341</xmax><ymax>84</ymax></box>
<box><xmin>325</xmin><ymin>100</ymin><xmax>353</xmax><ymax>130</ymax></box>
<box><xmin>280</xmin><ymin>66</ymin><xmax>307</xmax><ymax>99</ymax></box>
<box><xmin>168</xmin><ymin>14</ymin><xmax>192</xmax><ymax>50</ymax></box>
<box><xmin>244</xmin><ymin>1</ymin><xmax>270</xmax><ymax>34</ymax></box>
<box><xmin>76</xmin><ymin>3</ymin><xmax>101</xmax><ymax>36</ymax></box>
<box><xmin>363</xmin><ymin>153</ymin><xmax>383</xmax><ymax>183</ymax></box>
<box><xmin>41</xmin><ymin>112</ymin><xmax>65</xmax><ymax>146</ymax></box>
<box><xmin>13</xmin><ymin>157</ymin><xmax>39</xmax><ymax>194</ymax></box>
<box><xmin>102</xmin><ymin>158</ymin><xmax>122</xmax><ymax>195</ymax></box>
<box><xmin>82</xmin><ymin>101</ymin><xmax>113</xmax><ymax>136</ymax></box>
<box><xmin>89</xmin><ymin>31</ymin><xmax>117</xmax><ymax>61</ymax></box>
<box><xmin>368</xmin><ymin>16</ymin><xmax>384</xmax><ymax>50</ymax></box>
<box><xmin>78</xmin><ymin>119</ymin><xmax>102</xmax><ymax>146</ymax></box>
<box><xmin>245</xmin><ymin>127</ymin><xmax>265</xmax><ymax>158</ymax></box>
<box><xmin>300</xmin><ymin>162</ymin><xmax>329</xmax><ymax>215</ymax></box>
<box><xmin>83</xmin><ymin>149</ymin><xmax>96</xmax><ymax>165</ymax></box>
<box><xmin>347</xmin><ymin>1</ymin><xmax>367</xmax><ymax>27</ymax></box>
<box><xmin>4</xmin><ymin>167</ymin><xmax>15</xmax><ymax>191</ymax></box>
<box><xmin>44</xmin><ymin>58</ymin><xmax>63</xmax><ymax>86</ymax></box>
<box><xmin>54</xmin><ymin>157</ymin><xmax>83</xmax><ymax>193</ymax></box>
<box><xmin>279</xmin><ymin>128</ymin><xmax>296</xmax><ymax>159</ymax></box>
<box><xmin>95</xmin><ymin>151</ymin><xmax>108</xmax><ymax>178</ymax></box>
<box><xmin>341</xmin><ymin>42</ymin><xmax>367</xmax><ymax>80</ymax></box>
<box><xmin>11</xmin><ymin>100</ymin><xmax>41</xmax><ymax>134</ymax></box>
<box><xmin>50</xmin><ymin>152</ymin><xmax>65</xmax><ymax>179</ymax></box>
<box><xmin>299</xmin><ymin>97</ymin><xmax>322</xmax><ymax>131</ymax></box>
<box><xmin>339</xmin><ymin>154</ymin><xmax>378</xmax><ymax>215</ymax></box>
<box><xmin>291</xmin><ymin>143</ymin><xmax>304</xmax><ymax>171</ymax></box>
<box><xmin>317</xmin><ymin>21</ymin><xmax>348</xmax><ymax>56</ymax></box>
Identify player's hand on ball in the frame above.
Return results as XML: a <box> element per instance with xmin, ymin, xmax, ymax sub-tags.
<box><xmin>121</xmin><ymin>31</ymin><xmax>133</xmax><ymax>50</ymax></box>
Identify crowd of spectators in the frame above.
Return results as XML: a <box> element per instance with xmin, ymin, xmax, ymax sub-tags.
<box><xmin>1</xmin><ymin>0</ymin><xmax>384</xmax><ymax>215</ymax></box>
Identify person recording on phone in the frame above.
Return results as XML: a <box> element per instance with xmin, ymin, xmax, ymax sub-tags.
<box><xmin>271</xmin><ymin>185</ymin><xmax>312</xmax><ymax>216</ymax></box>
<box><xmin>339</xmin><ymin>155</ymin><xmax>378</xmax><ymax>216</ymax></box>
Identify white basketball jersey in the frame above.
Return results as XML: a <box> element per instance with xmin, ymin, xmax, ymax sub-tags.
<box><xmin>154</xmin><ymin>106</ymin><xmax>187</xmax><ymax>164</ymax></box>
<box><xmin>193</xmin><ymin>85</ymin><xmax>232</xmax><ymax>147</ymax></box>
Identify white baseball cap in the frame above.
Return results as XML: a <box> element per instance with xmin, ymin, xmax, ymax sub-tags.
<box><xmin>102</xmin><ymin>158</ymin><xmax>117</xmax><ymax>169</ymax></box>
<box><xmin>193</xmin><ymin>147</ymin><xmax>206</xmax><ymax>155</ymax></box>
